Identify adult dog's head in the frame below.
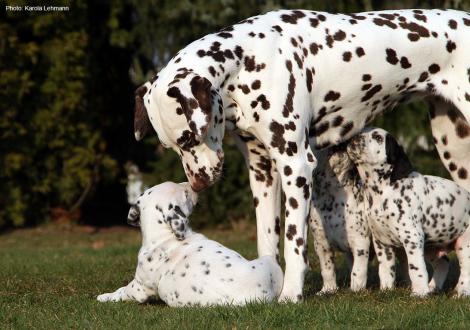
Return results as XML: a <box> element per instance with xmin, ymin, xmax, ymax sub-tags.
<box><xmin>134</xmin><ymin>70</ymin><xmax>225</xmax><ymax>192</ymax></box>
<box><xmin>346</xmin><ymin>127</ymin><xmax>414</xmax><ymax>183</ymax></box>
<box><xmin>127</xmin><ymin>182</ymin><xmax>198</xmax><ymax>241</ymax></box>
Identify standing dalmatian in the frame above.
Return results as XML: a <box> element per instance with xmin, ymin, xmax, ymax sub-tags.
<box><xmin>347</xmin><ymin>128</ymin><xmax>470</xmax><ymax>296</ymax></box>
<box><xmin>134</xmin><ymin>9</ymin><xmax>470</xmax><ymax>301</ymax></box>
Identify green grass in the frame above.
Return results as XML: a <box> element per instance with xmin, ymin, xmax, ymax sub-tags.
<box><xmin>1</xmin><ymin>223</ymin><xmax>470</xmax><ymax>329</ymax></box>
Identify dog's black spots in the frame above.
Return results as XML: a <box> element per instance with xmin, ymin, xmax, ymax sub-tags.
<box><xmin>428</xmin><ymin>64</ymin><xmax>440</xmax><ymax>74</ymax></box>
<box><xmin>309</xmin><ymin>43</ymin><xmax>320</xmax><ymax>55</ymax></box>
<box><xmin>314</xmin><ymin>122</ymin><xmax>330</xmax><ymax>136</ymax></box>
<box><xmin>253</xmin><ymin>197</ymin><xmax>259</xmax><ymax>207</ymax></box>
<box><xmin>443</xmin><ymin>151</ymin><xmax>451</xmax><ymax>159</ymax></box>
<box><xmin>281</xmin><ymin>10</ymin><xmax>306</xmax><ymax>24</ymax></box>
<box><xmin>234</xmin><ymin>45</ymin><xmax>244</xmax><ymax>59</ymax></box>
<box><xmin>282</xmin><ymin>73</ymin><xmax>296</xmax><ymax>118</ymax></box>
<box><xmin>458</xmin><ymin>168</ymin><xmax>468</xmax><ymax>179</ymax></box>
<box><xmin>270</xmin><ymin>121</ymin><xmax>288</xmax><ymax>154</ymax></box>
<box><xmin>400</xmin><ymin>57</ymin><xmax>412</xmax><ymax>69</ymax></box>
<box><xmin>310</xmin><ymin>18</ymin><xmax>320</xmax><ymax>27</ymax></box>
<box><xmin>356</xmin><ymin>47</ymin><xmax>365</xmax><ymax>57</ymax></box>
<box><xmin>456</xmin><ymin>121</ymin><xmax>470</xmax><ymax>138</ymax></box>
<box><xmin>284</xmin><ymin>166</ymin><xmax>293</xmax><ymax>176</ymax></box>
<box><xmin>399</xmin><ymin>21</ymin><xmax>430</xmax><ymax>39</ymax></box>
<box><xmin>272</xmin><ymin>25</ymin><xmax>283</xmax><ymax>33</ymax></box>
<box><xmin>275</xmin><ymin>216</ymin><xmax>281</xmax><ymax>235</ymax></box>
<box><xmin>449</xmin><ymin>162</ymin><xmax>457</xmax><ymax>171</ymax></box>
<box><xmin>296</xmin><ymin>237</ymin><xmax>304</xmax><ymax>246</ymax></box>
<box><xmin>465</xmin><ymin>93</ymin><xmax>470</xmax><ymax>103</ymax></box>
<box><xmin>373</xmin><ymin>18</ymin><xmax>397</xmax><ymax>29</ymax></box>
<box><xmin>244</xmin><ymin>56</ymin><xmax>266</xmax><ymax>72</ymax></box>
<box><xmin>251</xmin><ymin>80</ymin><xmax>261</xmax><ymax>90</ymax></box>
<box><xmin>324</xmin><ymin>90</ymin><xmax>341</xmax><ymax>102</ymax></box>
<box><xmin>333</xmin><ymin>115</ymin><xmax>344</xmax><ymax>127</ymax></box>
<box><xmin>296</xmin><ymin>176</ymin><xmax>307</xmax><ymax>188</ymax></box>
<box><xmin>289</xmin><ymin>197</ymin><xmax>299</xmax><ymax>209</ymax></box>
<box><xmin>333</xmin><ymin>30</ymin><xmax>346</xmax><ymax>41</ymax></box>
<box><xmin>385</xmin><ymin>48</ymin><xmax>399</xmax><ymax>65</ymax></box>
<box><xmin>290</xmin><ymin>37</ymin><xmax>298</xmax><ymax>47</ymax></box>
<box><xmin>448</xmin><ymin>19</ymin><xmax>458</xmax><ymax>29</ymax></box>
<box><xmin>343</xmin><ymin>51</ymin><xmax>352</xmax><ymax>62</ymax></box>
<box><xmin>286</xmin><ymin>224</ymin><xmax>297</xmax><ymax>240</ymax></box>
<box><xmin>361</xmin><ymin>84</ymin><xmax>382</xmax><ymax>102</ymax></box>
<box><xmin>418</xmin><ymin>71</ymin><xmax>429</xmax><ymax>82</ymax></box>
<box><xmin>340</xmin><ymin>122</ymin><xmax>354</xmax><ymax>137</ymax></box>
<box><xmin>362</xmin><ymin>74</ymin><xmax>372</xmax><ymax>81</ymax></box>
<box><xmin>218</xmin><ymin>32</ymin><xmax>233</xmax><ymax>39</ymax></box>
<box><xmin>293</xmin><ymin>52</ymin><xmax>303</xmax><ymax>69</ymax></box>
<box><xmin>306</xmin><ymin>68</ymin><xmax>313</xmax><ymax>92</ymax></box>
<box><xmin>446</xmin><ymin>40</ymin><xmax>457</xmax><ymax>53</ymax></box>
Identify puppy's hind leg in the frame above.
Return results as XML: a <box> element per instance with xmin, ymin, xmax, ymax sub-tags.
<box><xmin>454</xmin><ymin>226</ymin><xmax>470</xmax><ymax>297</ymax></box>
<box><xmin>97</xmin><ymin>278</ymin><xmax>155</xmax><ymax>303</ymax></box>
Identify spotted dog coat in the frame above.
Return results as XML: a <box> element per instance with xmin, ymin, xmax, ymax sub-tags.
<box><xmin>97</xmin><ymin>182</ymin><xmax>283</xmax><ymax>306</ymax></box>
<box><xmin>309</xmin><ymin>146</ymin><xmax>370</xmax><ymax>293</ymax></box>
<box><xmin>134</xmin><ymin>9</ymin><xmax>470</xmax><ymax>301</ymax></box>
<box><xmin>347</xmin><ymin>128</ymin><xmax>470</xmax><ymax>296</ymax></box>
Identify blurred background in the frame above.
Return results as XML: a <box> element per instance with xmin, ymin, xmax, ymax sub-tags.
<box><xmin>1</xmin><ymin>0</ymin><xmax>469</xmax><ymax>231</ymax></box>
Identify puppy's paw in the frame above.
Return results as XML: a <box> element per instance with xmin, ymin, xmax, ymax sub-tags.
<box><xmin>97</xmin><ymin>293</ymin><xmax>114</xmax><ymax>302</ymax></box>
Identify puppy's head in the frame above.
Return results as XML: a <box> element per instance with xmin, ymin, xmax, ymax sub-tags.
<box><xmin>327</xmin><ymin>143</ymin><xmax>358</xmax><ymax>185</ymax></box>
<box><xmin>127</xmin><ymin>182</ymin><xmax>198</xmax><ymax>240</ymax></box>
<box><xmin>346</xmin><ymin>127</ymin><xmax>413</xmax><ymax>182</ymax></box>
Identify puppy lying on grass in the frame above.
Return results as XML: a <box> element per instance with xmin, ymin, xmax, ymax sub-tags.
<box><xmin>347</xmin><ymin>128</ymin><xmax>470</xmax><ymax>297</ymax></box>
<box><xmin>97</xmin><ymin>182</ymin><xmax>283</xmax><ymax>306</ymax></box>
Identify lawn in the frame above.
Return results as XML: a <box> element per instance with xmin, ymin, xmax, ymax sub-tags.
<box><xmin>1</xmin><ymin>222</ymin><xmax>470</xmax><ymax>329</ymax></box>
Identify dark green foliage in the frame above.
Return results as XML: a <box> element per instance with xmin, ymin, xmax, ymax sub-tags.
<box><xmin>1</xmin><ymin>0</ymin><xmax>469</xmax><ymax>229</ymax></box>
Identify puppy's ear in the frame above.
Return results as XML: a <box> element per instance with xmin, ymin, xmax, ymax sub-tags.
<box><xmin>166</xmin><ymin>206</ymin><xmax>189</xmax><ymax>240</ymax></box>
<box><xmin>134</xmin><ymin>85</ymin><xmax>154</xmax><ymax>141</ymax></box>
<box><xmin>167</xmin><ymin>74</ymin><xmax>213</xmax><ymax>140</ymax></box>
<box><xmin>385</xmin><ymin>134</ymin><xmax>414</xmax><ymax>182</ymax></box>
<box><xmin>127</xmin><ymin>205</ymin><xmax>141</xmax><ymax>227</ymax></box>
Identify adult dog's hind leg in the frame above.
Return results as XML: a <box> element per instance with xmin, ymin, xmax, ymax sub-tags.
<box><xmin>428</xmin><ymin>97</ymin><xmax>470</xmax><ymax>191</ymax></box>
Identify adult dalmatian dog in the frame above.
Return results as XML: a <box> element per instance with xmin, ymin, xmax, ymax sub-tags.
<box><xmin>347</xmin><ymin>128</ymin><xmax>470</xmax><ymax>296</ymax></box>
<box><xmin>97</xmin><ymin>182</ymin><xmax>283</xmax><ymax>306</ymax></box>
<box><xmin>134</xmin><ymin>9</ymin><xmax>470</xmax><ymax>301</ymax></box>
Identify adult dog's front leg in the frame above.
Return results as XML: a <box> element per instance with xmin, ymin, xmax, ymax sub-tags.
<box><xmin>276</xmin><ymin>157</ymin><xmax>315</xmax><ymax>302</ymax></box>
<box><xmin>233</xmin><ymin>134</ymin><xmax>281</xmax><ymax>259</ymax></box>
<box><xmin>97</xmin><ymin>278</ymin><xmax>155</xmax><ymax>303</ymax></box>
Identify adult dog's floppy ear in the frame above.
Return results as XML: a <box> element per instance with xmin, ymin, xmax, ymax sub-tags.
<box><xmin>385</xmin><ymin>134</ymin><xmax>414</xmax><ymax>182</ymax></box>
<box><xmin>167</xmin><ymin>74</ymin><xmax>213</xmax><ymax>140</ymax></box>
<box><xmin>127</xmin><ymin>205</ymin><xmax>141</xmax><ymax>227</ymax></box>
<box><xmin>166</xmin><ymin>206</ymin><xmax>189</xmax><ymax>240</ymax></box>
<box><xmin>134</xmin><ymin>85</ymin><xmax>154</xmax><ymax>141</ymax></box>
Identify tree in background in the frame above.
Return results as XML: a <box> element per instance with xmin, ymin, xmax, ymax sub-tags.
<box><xmin>1</xmin><ymin>0</ymin><xmax>468</xmax><ymax>229</ymax></box>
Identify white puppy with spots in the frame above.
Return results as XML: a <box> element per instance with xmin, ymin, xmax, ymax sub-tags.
<box><xmin>347</xmin><ymin>127</ymin><xmax>470</xmax><ymax>297</ymax></box>
<box><xmin>97</xmin><ymin>182</ymin><xmax>283</xmax><ymax>306</ymax></box>
<box><xmin>309</xmin><ymin>145</ymin><xmax>370</xmax><ymax>293</ymax></box>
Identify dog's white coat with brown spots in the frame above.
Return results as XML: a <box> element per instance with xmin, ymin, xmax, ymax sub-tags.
<box><xmin>97</xmin><ymin>182</ymin><xmax>283</xmax><ymax>306</ymax></box>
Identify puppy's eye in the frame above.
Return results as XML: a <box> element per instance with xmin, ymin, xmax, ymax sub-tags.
<box><xmin>372</xmin><ymin>135</ymin><xmax>383</xmax><ymax>143</ymax></box>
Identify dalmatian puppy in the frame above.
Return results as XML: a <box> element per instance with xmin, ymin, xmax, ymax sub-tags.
<box><xmin>134</xmin><ymin>9</ymin><xmax>470</xmax><ymax>301</ymax></box>
<box><xmin>97</xmin><ymin>182</ymin><xmax>283</xmax><ymax>306</ymax></box>
<box><xmin>309</xmin><ymin>145</ymin><xmax>370</xmax><ymax>293</ymax></box>
<box><xmin>347</xmin><ymin>127</ymin><xmax>470</xmax><ymax>296</ymax></box>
